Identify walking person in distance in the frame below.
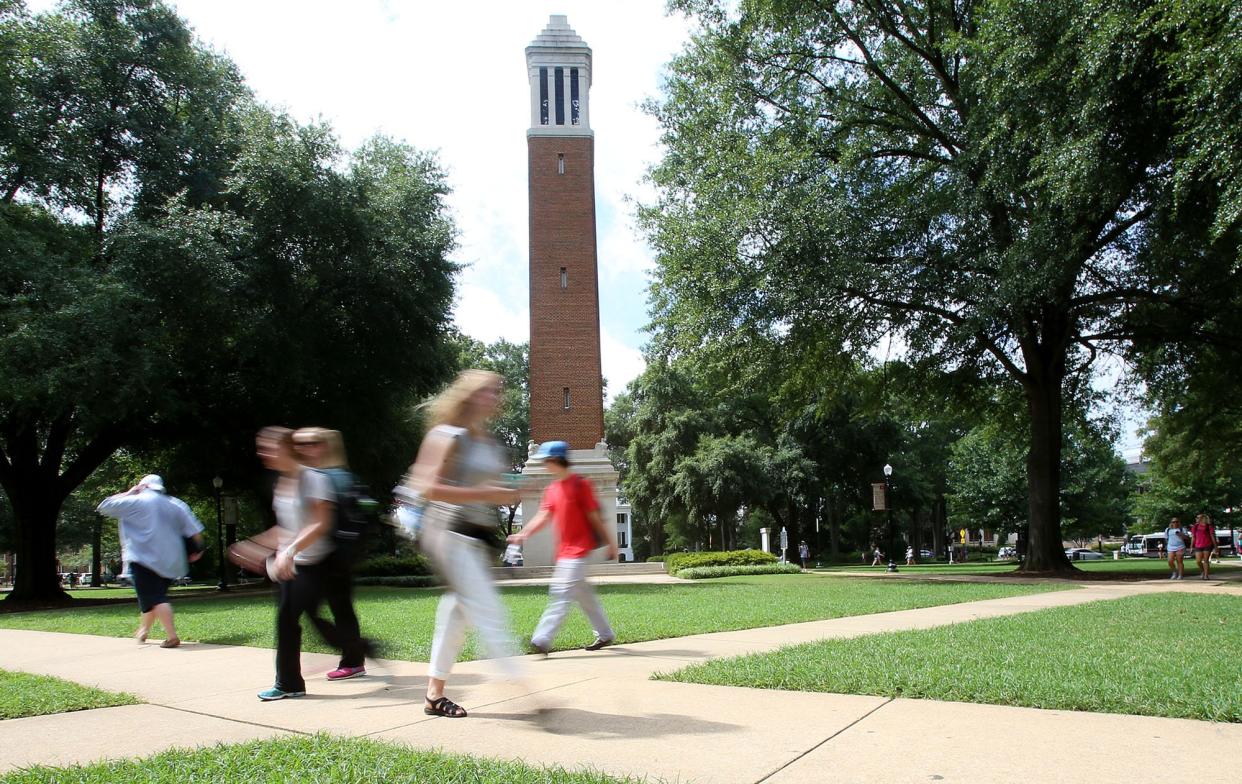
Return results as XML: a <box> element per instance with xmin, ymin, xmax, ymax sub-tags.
<box><xmin>509</xmin><ymin>440</ymin><xmax>617</xmax><ymax>655</ymax></box>
<box><xmin>97</xmin><ymin>475</ymin><xmax>204</xmax><ymax>648</ymax></box>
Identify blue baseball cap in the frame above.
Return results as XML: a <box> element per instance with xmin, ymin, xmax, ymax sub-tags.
<box><xmin>532</xmin><ymin>440</ymin><xmax>569</xmax><ymax>460</ymax></box>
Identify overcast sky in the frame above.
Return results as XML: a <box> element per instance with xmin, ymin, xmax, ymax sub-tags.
<box><xmin>29</xmin><ymin>0</ymin><xmax>694</xmax><ymax>400</ymax></box>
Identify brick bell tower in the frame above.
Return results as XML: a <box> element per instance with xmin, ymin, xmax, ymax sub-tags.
<box><xmin>520</xmin><ymin>15</ymin><xmax>622</xmax><ymax>567</ymax></box>
<box><xmin>525</xmin><ymin>14</ymin><xmax>604</xmax><ymax>449</ymax></box>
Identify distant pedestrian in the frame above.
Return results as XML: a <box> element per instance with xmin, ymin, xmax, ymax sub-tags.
<box><xmin>1190</xmin><ymin>514</ymin><xmax>1215</xmax><ymax>581</ymax></box>
<box><xmin>512</xmin><ymin>440</ymin><xmax>617</xmax><ymax>655</ymax></box>
<box><xmin>861</xmin><ymin>550</ymin><xmax>867</xmax><ymax>565</ymax></box>
<box><xmin>98</xmin><ymin>475</ymin><xmax>204</xmax><ymax>648</ymax></box>
<box><xmin>871</xmin><ymin>547</ymin><xmax>884</xmax><ymax>566</ymax></box>
<box><xmin>905</xmin><ymin>546</ymin><xmax>915</xmax><ymax>566</ymax></box>
<box><xmin>1165</xmin><ymin>518</ymin><xmax>1189</xmax><ymax>580</ymax></box>
<box><xmin>798</xmin><ymin>541</ymin><xmax>810</xmax><ymax>571</ymax></box>
<box><xmin>410</xmin><ymin>370</ymin><xmax>523</xmax><ymax>718</ymax></box>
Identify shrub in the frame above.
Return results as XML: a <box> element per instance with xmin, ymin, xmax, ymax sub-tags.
<box><xmin>354</xmin><ymin>554</ymin><xmax>431</xmax><ymax>577</ymax></box>
<box><xmin>354</xmin><ymin>575</ymin><xmax>439</xmax><ymax>588</ymax></box>
<box><xmin>676</xmin><ymin>563</ymin><xmax>803</xmax><ymax>580</ymax></box>
<box><xmin>664</xmin><ymin>549</ymin><xmax>777</xmax><ymax>575</ymax></box>
<box><xmin>645</xmin><ymin>555</ymin><xmax>667</xmax><ymax>563</ymax></box>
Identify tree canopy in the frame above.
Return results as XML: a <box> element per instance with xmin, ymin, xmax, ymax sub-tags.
<box><xmin>640</xmin><ymin>0</ymin><xmax>1240</xmax><ymax>571</ymax></box>
<box><xmin>0</xmin><ymin>0</ymin><xmax>458</xmax><ymax>599</ymax></box>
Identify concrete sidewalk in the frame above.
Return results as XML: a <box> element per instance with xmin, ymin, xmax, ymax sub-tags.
<box><xmin>1</xmin><ymin>579</ymin><xmax>1239</xmax><ymax>782</ymax></box>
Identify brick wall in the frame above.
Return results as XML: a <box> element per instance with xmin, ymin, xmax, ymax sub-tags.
<box><xmin>528</xmin><ymin>135</ymin><xmax>605</xmax><ymax>449</ymax></box>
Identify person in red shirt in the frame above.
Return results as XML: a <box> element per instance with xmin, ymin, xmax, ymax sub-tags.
<box><xmin>1190</xmin><ymin>513</ymin><xmax>1216</xmax><ymax>580</ymax></box>
<box><xmin>510</xmin><ymin>441</ymin><xmax>617</xmax><ymax>654</ymax></box>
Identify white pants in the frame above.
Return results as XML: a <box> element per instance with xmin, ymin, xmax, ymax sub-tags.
<box><xmin>426</xmin><ymin>532</ymin><xmax>520</xmax><ymax>680</ymax></box>
<box><xmin>531</xmin><ymin>557</ymin><xmax>614</xmax><ymax>649</ymax></box>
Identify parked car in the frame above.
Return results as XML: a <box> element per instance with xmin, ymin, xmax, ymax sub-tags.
<box><xmin>919</xmin><ymin>549</ymin><xmax>934</xmax><ymax>560</ymax></box>
<box><xmin>997</xmin><ymin>546</ymin><xmax>1017</xmax><ymax>560</ymax></box>
<box><xmin>116</xmin><ymin>572</ymin><xmax>132</xmax><ymax>587</ymax></box>
<box><xmin>1065</xmin><ymin>548</ymin><xmax>1104</xmax><ymax>561</ymax></box>
<box><xmin>78</xmin><ymin>573</ymin><xmax>93</xmax><ymax>585</ymax></box>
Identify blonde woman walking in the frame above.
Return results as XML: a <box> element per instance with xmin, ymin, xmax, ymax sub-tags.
<box><xmin>294</xmin><ymin>428</ymin><xmax>371</xmax><ymax>679</ymax></box>
<box><xmin>408</xmin><ymin>370</ymin><xmax>522</xmax><ymax>718</ymax></box>
<box><xmin>1165</xmin><ymin>517</ymin><xmax>1189</xmax><ymax>580</ymax></box>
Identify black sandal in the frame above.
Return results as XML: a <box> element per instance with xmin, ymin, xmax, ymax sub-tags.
<box><xmin>424</xmin><ymin>696</ymin><xmax>467</xmax><ymax>718</ymax></box>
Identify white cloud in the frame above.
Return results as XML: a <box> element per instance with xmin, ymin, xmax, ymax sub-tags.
<box><xmin>601</xmin><ymin>328</ymin><xmax>646</xmax><ymax>403</ymax></box>
<box><xmin>452</xmin><ymin>283</ymin><xmax>529</xmax><ymax>346</ymax></box>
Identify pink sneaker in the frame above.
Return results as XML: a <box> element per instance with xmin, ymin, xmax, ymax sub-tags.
<box><xmin>326</xmin><ymin>665</ymin><xmax>366</xmax><ymax>681</ymax></box>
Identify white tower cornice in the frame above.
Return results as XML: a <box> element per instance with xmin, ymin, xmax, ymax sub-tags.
<box><xmin>526</xmin><ymin>15</ymin><xmax>593</xmax><ymax>137</ymax></box>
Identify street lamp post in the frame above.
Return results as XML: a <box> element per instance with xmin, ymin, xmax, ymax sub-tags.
<box><xmin>213</xmin><ymin>476</ymin><xmax>227</xmax><ymax>591</ymax></box>
<box><xmin>884</xmin><ymin>463</ymin><xmax>897</xmax><ymax>573</ymax></box>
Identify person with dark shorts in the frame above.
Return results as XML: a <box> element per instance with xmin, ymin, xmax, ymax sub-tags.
<box><xmin>1190</xmin><ymin>513</ymin><xmax>1215</xmax><ymax>580</ymax></box>
<box><xmin>98</xmin><ymin>475</ymin><xmax>204</xmax><ymax>648</ymax></box>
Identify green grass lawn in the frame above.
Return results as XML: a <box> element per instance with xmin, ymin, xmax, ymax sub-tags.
<box><xmin>820</xmin><ymin>558</ymin><xmax>1242</xmax><ymax>577</ymax></box>
<box><xmin>658</xmin><ymin>592</ymin><xmax>1242</xmax><ymax>722</ymax></box>
<box><xmin>0</xmin><ymin>734</ymin><xmax>636</xmax><ymax>784</ymax></box>
<box><xmin>0</xmin><ymin>669</ymin><xmax>140</xmax><ymax>720</ymax></box>
<box><xmin>0</xmin><ymin>575</ymin><xmax>1061</xmax><ymax>662</ymax></box>
<box><xmin>61</xmin><ymin>584</ymin><xmax>221</xmax><ymax>600</ymax></box>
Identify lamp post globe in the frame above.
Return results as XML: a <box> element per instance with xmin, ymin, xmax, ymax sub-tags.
<box><xmin>883</xmin><ymin>464</ymin><xmax>897</xmax><ymax>573</ymax></box>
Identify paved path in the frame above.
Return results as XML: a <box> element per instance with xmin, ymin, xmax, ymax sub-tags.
<box><xmin>1</xmin><ymin>579</ymin><xmax>1239</xmax><ymax>782</ymax></box>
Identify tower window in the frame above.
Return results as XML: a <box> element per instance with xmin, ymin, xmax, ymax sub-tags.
<box><xmin>554</xmin><ymin>67</ymin><xmax>565</xmax><ymax>125</ymax></box>
<box><xmin>557</xmin><ymin>153</ymin><xmax>565</xmax><ymax>174</ymax></box>
<box><xmin>539</xmin><ymin>68</ymin><xmax>549</xmax><ymax>125</ymax></box>
<box><xmin>570</xmin><ymin>68</ymin><xmax>580</xmax><ymax>125</ymax></box>
<box><xmin>560</xmin><ymin>267</ymin><xmax>567</xmax><ymax>288</ymax></box>
<box><xmin>562</xmin><ymin>387</ymin><xmax>571</xmax><ymax>410</ymax></box>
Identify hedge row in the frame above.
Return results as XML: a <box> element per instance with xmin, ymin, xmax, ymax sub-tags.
<box><xmin>354</xmin><ymin>555</ymin><xmax>432</xmax><ymax>578</ymax></box>
<box><xmin>664</xmin><ymin>549</ymin><xmax>777</xmax><ymax>575</ymax></box>
<box><xmin>645</xmin><ymin>555</ymin><xmax>667</xmax><ymax>563</ymax></box>
<box><xmin>675</xmin><ymin>563</ymin><xmax>803</xmax><ymax>580</ymax></box>
<box><xmin>355</xmin><ymin>575</ymin><xmax>439</xmax><ymax>588</ymax></box>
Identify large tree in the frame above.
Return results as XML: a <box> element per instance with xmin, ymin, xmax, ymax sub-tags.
<box><xmin>0</xmin><ymin>1</ymin><xmax>457</xmax><ymax>600</ymax></box>
<box><xmin>642</xmin><ymin>0</ymin><xmax>1239</xmax><ymax>572</ymax></box>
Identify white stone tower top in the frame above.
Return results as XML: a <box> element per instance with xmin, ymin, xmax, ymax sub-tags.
<box><xmin>526</xmin><ymin>15</ymin><xmax>592</xmax><ymax>136</ymax></box>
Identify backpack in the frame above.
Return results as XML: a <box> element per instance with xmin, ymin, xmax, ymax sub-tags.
<box><xmin>319</xmin><ymin>468</ymin><xmax>379</xmax><ymax>562</ymax></box>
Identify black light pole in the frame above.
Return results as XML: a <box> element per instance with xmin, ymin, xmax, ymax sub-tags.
<box><xmin>213</xmin><ymin>476</ymin><xmax>227</xmax><ymax>591</ymax></box>
<box><xmin>884</xmin><ymin>463</ymin><xmax>897</xmax><ymax>573</ymax></box>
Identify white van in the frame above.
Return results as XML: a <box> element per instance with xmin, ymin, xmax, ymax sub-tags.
<box><xmin>1122</xmin><ymin>535</ymin><xmax>1147</xmax><ymax>556</ymax></box>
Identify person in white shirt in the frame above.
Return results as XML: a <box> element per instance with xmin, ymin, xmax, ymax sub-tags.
<box><xmin>97</xmin><ymin>475</ymin><xmax>204</xmax><ymax>648</ymax></box>
<box><xmin>254</xmin><ymin>426</ymin><xmax>338</xmax><ymax>701</ymax></box>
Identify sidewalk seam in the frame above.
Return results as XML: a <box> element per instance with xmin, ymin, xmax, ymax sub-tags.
<box><xmin>149</xmin><ymin>703</ymin><xmax>311</xmax><ymax>737</ymax></box>
<box><xmin>752</xmin><ymin>697</ymin><xmax>895</xmax><ymax>784</ymax></box>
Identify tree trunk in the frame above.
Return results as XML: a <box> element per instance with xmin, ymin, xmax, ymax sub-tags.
<box><xmin>829</xmin><ymin>500</ymin><xmax>841</xmax><ymax>557</ymax></box>
<box><xmin>7</xmin><ymin>495</ymin><xmax>69</xmax><ymax>601</ymax></box>
<box><xmin>1020</xmin><ymin>351</ymin><xmax>1074</xmax><ymax>574</ymax></box>
<box><xmin>931</xmin><ymin>500</ymin><xmax>945</xmax><ymax>559</ymax></box>
<box><xmin>90</xmin><ymin>516</ymin><xmax>102</xmax><ymax>587</ymax></box>
<box><xmin>910</xmin><ymin>507</ymin><xmax>922</xmax><ymax>562</ymax></box>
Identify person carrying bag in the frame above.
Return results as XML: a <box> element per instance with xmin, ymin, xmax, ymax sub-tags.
<box><xmin>405</xmin><ymin>370</ymin><xmax>523</xmax><ymax>719</ymax></box>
